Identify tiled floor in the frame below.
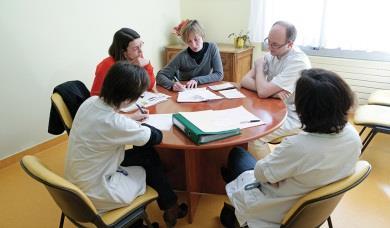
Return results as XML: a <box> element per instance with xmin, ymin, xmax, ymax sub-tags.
<box><xmin>1</xmin><ymin>129</ymin><xmax>389</xmax><ymax>227</ymax></box>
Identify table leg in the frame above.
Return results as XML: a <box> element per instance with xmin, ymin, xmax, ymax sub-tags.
<box><xmin>184</xmin><ymin>149</ymin><xmax>201</xmax><ymax>223</ymax></box>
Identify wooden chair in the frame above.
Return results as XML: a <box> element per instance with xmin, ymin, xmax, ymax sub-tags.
<box><xmin>280</xmin><ymin>160</ymin><xmax>371</xmax><ymax>228</ymax></box>
<box><xmin>20</xmin><ymin>155</ymin><xmax>158</xmax><ymax>228</ymax></box>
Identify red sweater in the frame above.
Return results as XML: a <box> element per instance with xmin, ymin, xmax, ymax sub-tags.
<box><xmin>90</xmin><ymin>56</ymin><xmax>156</xmax><ymax>96</ymax></box>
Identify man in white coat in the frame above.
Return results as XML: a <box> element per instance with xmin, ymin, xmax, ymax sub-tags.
<box><xmin>240</xmin><ymin>21</ymin><xmax>311</xmax><ymax>159</ymax></box>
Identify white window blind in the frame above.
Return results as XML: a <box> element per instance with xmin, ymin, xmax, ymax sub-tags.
<box><xmin>249</xmin><ymin>0</ymin><xmax>390</xmax><ymax>54</ymax></box>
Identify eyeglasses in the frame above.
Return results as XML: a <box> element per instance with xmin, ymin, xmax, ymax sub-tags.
<box><xmin>128</xmin><ymin>41</ymin><xmax>144</xmax><ymax>52</ymax></box>
<box><xmin>263</xmin><ymin>37</ymin><xmax>289</xmax><ymax>49</ymax></box>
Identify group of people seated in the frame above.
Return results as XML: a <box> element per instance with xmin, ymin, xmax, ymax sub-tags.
<box><xmin>64</xmin><ymin>19</ymin><xmax>361</xmax><ymax>227</ymax></box>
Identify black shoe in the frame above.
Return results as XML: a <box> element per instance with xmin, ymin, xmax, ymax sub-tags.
<box><xmin>130</xmin><ymin>219</ymin><xmax>159</xmax><ymax>228</ymax></box>
<box><xmin>163</xmin><ymin>203</ymin><xmax>188</xmax><ymax>227</ymax></box>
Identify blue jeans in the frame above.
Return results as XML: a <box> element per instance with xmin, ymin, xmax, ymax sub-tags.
<box><xmin>222</xmin><ymin>147</ymin><xmax>257</xmax><ymax>183</ymax></box>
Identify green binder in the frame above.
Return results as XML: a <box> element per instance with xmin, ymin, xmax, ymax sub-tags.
<box><xmin>172</xmin><ymin>113</ymin><xmax>241</xmax><ymax>145</ymax></box>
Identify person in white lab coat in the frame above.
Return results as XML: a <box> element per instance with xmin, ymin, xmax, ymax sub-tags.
<box><xmin>65</xmin><ymin>61</ymin><xmax>187</xmax><ymax>227</ymax></box>
<box><xmin>220</xmin><ymin>68</ymin><xmax>361</xmax><ymax>228</ymax></box>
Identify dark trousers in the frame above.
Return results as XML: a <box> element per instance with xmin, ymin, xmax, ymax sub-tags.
<box><xmin>220</xmin><ymin>147</ymin><xmax>257</xmax><ymax>228</ymax></box>
<box><xmin>121</xmin><ymin>146</ymin><xmax>177</xmax><ymax>210</ymax></box>
<box><xmin>222</xmin><ymin>147</ymin><xmax>257</xmax><ymax>183</ymax></box>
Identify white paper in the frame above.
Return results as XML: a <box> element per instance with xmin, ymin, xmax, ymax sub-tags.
<box><xmin>177</xmin><ymin>88</ymin><xmax>223</xmax><ymax>102</ymax></box>
<box><xmin>208</xmin><ymin>83</ymin><xmax>236</xmax><ymax>91</ymax></box>
<box><xmin>144</xmin><ymin>114</ymin><xmax>173</xmax><ymax>131</ymax></box>
<box><xmin>179</xmin><ymin>106</ymin><xmax>265</xmax><ymax>133</ymax></box>
<box><xmin>219</xmin><ymin>89</ymin><xmax>246</xmax><ymax>99</ymax></box>
<box><xmin>121</xmin><ymin>91</ymin><xmax>170</xmax><ymax>112</ymax></box>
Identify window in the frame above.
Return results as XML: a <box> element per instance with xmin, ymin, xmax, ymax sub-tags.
<box><xmin>249</xmin><ymin>0</ymin><xmax>390</xmax><ymax>61</ymax></box>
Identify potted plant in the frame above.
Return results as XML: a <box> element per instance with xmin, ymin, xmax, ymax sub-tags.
<box><xmin>228</xmin><ymin>31</ymin><xmax>250</xmax><ymax>48</ymax></box>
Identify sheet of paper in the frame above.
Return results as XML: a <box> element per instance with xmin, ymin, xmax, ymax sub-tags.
<box><xmin>179</xmin><ymin>106</ymin><xmax>265</xmax><ymax>133</ymax></box>
<box><xmin>219</xmin><ymin>89</ymin><xmax>246</xmax><ymax>99</ymax></box>
<box><xmin>208</xmin><ymin>82</ymin><xmax>236</xmax><ymax>91</ymax></box>
<box><xmin>121</xmin><ymin>92</ymin><xmax>170</xmax><ymax>112</ymax></box>
<box><xmin>177</xmin><ymin>88</ymin><xmax>223</xmax><ymax>102</ymax></box>
<box><xmin>144</xmin><ymin>114</ymin><xmax>173</xmax><ymax>131</ymax></box>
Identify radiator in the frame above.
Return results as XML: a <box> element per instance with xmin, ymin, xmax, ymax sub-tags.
<box><xmin>310</xmin><ymin>56</ymin><xmax>390</xmax><ymax>104</ymax></box>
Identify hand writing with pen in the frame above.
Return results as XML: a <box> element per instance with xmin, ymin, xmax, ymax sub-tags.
<box><xmin>122</xmin><ymin>104</ymin><xmax>149</xmax><ymax>121</ymax></box>
<box><xmin>172</xmin><ymin>76</ymin><xmax>198</xmax><ymax>91</ymax></box>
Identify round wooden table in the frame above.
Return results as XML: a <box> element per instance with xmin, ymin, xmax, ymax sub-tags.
<box><xmin>150</xmin><ymin>83</ymin><xmax>287</xmax><ymax>223</ymax></box>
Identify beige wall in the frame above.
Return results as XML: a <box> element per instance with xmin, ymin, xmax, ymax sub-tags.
<box><xmin>0</xmin><ymin>0</ymin><xmax>180</xmax><ymax>159</ymax></box>
<box><xmin>180</xmin><ymin>0</ymin><xmax>263</xmax><ymax>57</ymax></box>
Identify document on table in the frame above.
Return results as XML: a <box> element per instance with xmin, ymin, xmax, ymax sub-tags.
<box><xmin>144</xmin><ymin>114</ymin><xmax>173</xmax><ymax>131</ymax></box>
<box><xmin>219</xmin><ymin>89</ymin><xmax>246</xmax><ymax>99</ymax></box>
<box><xmin>208</xmin><ymin>82</ymin><xmax>236</xmax><ymax>91</ymax></box>
<box><xmin>121</xmin><ymin>91</ymin><xmax>171</xmax><ymax>112</ymax></box>
<box><xmin>177</xmin><ymin>88</ymin><xmax>223</xmax><ymax>102</ymax></box>
<box><xmin>179</xmin><ymin>106</ymin><xmax>265</xmax><ymax>132</ymax></box>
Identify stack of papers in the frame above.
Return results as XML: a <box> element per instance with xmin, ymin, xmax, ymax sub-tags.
<box><xmin>208</xmin><ymin>82</ymin><xmax>236</xmax><ymax>91</ymax></box>
<box><xmin>219</xmin><ymin>89</ymin><xmax>246</xmax><ymax>99</ymax></box>
<box><xmin>177</xmin><ymin>88</ymin><xmax>223</xmax><ymax>102</ymax></box>
<box><xmin>180</xmin><ymin>106</ymin><xmax>264</xmax><ymax>131</ymax></box>
<box><xmin>144</xmin><ymin>114</ymin><xmax>173</xmax><ymax>131</ymax></box>
<box><xmin>121</xmin><ymin>91</ymin><xmax>170</xmax><ymax>112</ymax></box>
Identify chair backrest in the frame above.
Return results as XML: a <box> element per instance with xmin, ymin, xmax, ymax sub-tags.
<box><xmin>280</xmin><ymin>160</ymin><xmax>371</xmax><ymax>228</ymax></box>
<box><xmin>51</xmin><ymin>93</ymin><xmax>73</xmax><ymax>134</ymax></box>
<box><xmin>20</xmin><ymin>155</ymin><xmax>104</xmax><ymax>226</ymax></box>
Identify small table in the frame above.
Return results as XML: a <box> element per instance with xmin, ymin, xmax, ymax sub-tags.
<box><xmin>150</xmin><ymin>83</ymin><xmax>287</xmax><ymax>223</ymax></box>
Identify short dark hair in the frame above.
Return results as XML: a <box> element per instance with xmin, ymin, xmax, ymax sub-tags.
<box><xmin>273</xmin><ymin>21</ymin><xmax>297</xmax><ymax>42</ymax></box>
<box><xmin>295</xmin><ymin>68</ymin><xmax>355</xmax><ymax>134</ymax></box>
<box><xmin>100</xmin><ymin>61</ymin><xmax>149</xmax><ymax>109</ymax></box>
<box><xmin>108</xmin><ymin>28</ymin><xmax>140</xmax><ymax>61</ymax></box>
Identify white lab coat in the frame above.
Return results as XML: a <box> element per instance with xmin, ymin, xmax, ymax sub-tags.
<box><xmin>227</xmin><ymin>124</ymin><xmax>361</xmax><ymax>227</ymax></box>
<box><xmin>65</xmin><ymin>97</ymin><xmax>151</xmax><ymax>213</ymax></box>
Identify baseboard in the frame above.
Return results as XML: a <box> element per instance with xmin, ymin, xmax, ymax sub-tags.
<box><xmin>0</xmin><ymin>134</ymin><xmax>68</xmax><ymax>169</ymax></box>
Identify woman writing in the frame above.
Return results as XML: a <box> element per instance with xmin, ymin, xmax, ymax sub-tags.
<box><xmin>66</xmin><ymin>62</ymin><xmax>186</xmax><ymax>227</ymax></box>
<box><xmin>156</xmin><ymin>19</ymin><xmax>223</xmax><ymax>91</ymax></box>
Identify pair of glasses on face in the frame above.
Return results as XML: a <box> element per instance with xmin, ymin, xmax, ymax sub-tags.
<box><xmin>128</xmin><ymin>41</ymin><xmax>144</xmax><ymax>52</ymax></box>
<box><xmin>263</xmin><ymin>37</ymin><xmax>289</xmax><ymax>49</ymax></box>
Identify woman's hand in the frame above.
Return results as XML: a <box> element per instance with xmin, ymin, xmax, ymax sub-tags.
<box><xmin>130</xmin><ymin>57</ymin><xmax>150</xmax><ymax>67</ymax></box>
<box><xmin>172</xmin><ymin>82</ymin><xmax>186</xmax><ymax>92</ymax></box>
<box><xmin>123</xmin><ymin>109</ymin><xmax>149</xmax><ymax>121</ymax></box>
<box><xmin>186</xmin><ymin>80</ymin><xmax>198</xmax><ymax>89</ymax></box>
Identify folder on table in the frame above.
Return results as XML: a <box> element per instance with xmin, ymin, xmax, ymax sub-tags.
<box><xmin>172</xmin><ymin>113</ymin><xmax>240</xmax><ymax>145</ymax></box>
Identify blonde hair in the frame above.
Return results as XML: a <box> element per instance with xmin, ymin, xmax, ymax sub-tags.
<box><xmin>180</xmin><ymin>20</ymin><xmax>205</xmax><ymax>43</ymax></box>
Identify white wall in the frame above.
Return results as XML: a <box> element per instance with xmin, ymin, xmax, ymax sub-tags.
<box><xmin>0</xmin><ymin>0</ymin><xmax>180</xmax><ymax>159</ymax></box>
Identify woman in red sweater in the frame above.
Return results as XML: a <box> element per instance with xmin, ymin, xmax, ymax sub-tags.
<box><xmin>91</xmin><ymin>28</ymin><xmax>156</xmax><ymax>96</ymax></box>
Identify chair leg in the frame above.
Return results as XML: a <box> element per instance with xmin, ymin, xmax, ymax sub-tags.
<box><xmin>327</xmin><ymin>216</ymin><xmax>333</xmax><ymax>228</ymax></box>
<box><xmin>59</xmin><ymin>212</ymin><xmax>65</xmax><ymax>228</ymax></box>
<box><xmin>359</xmin><ymin>126</ymin><xmax>366</xmax><ymax>136</ymax></box>
<box><xmin>361</xmin><ymin>129</ymin><xmax>377</xmax><ymax>155</ymax></box>
<box><xmin>143</xmin><ymin>212</ymin><xmax>153</xmax><ymax>228</ymax></box>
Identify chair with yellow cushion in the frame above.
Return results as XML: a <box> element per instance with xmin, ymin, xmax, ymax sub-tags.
<box><xmin>20</xmin><ymin>155</ymin><xmax>158</xmax><ymax>228</ymax></box>
<box><xmin>51</xmin><ymin>92</ymin><xmax>73</xmax><ymax>135</ymax></box>
<box><xmin>367</xmin><ymin>90</ymin><xmax>390</xmax><ymax>106</ymax></box>
<box><xmin>280</xmin><ymin>160</ymin><xmax>371</xmax><ymax>228</ymax></box>
<box><xmin>353</xmin><ymin>105</ymin><xmax>390</xmax><ymax>154</ymax></box>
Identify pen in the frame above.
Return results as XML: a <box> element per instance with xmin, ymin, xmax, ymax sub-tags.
<box><xmin>240</xmin><ymin>120</ymin><xmax>261</xmax><ymax>123</ymax></box>
<box><xmin>173</xmin><ymin>76</ymin><xmax>180</xmax><ymax>82</ymax></box>
<box><xmin>136</xmin><ymin>104</ymin><xmax>147</xmax><ymax>114</ymax></box>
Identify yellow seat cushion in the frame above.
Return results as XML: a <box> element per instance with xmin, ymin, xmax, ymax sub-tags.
<box><xmin>353</xmin><ymin>105</ymin><xmax>390</xmax><ymax>127</ymax></box>
<box><xmin>368</xmin><ymin>90</ymin><xmax>390</xmax><ymax>106</ymax></box>
<box><xmin>101</xmin><ymin>186</ymin><xmax>158</xmax><ymax>225</ymax></box>
<box><xmin>282</xmin><ymin>160</ymin><xmax>370</xmax><ymax>224</ymax></box>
